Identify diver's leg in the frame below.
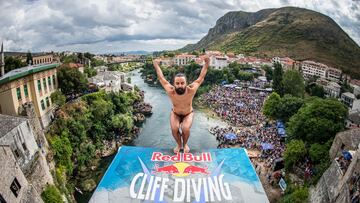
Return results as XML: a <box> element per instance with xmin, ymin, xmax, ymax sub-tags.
<box><xmin>181</xmin><ymin>112</ymin><xmax>194</xmax><ymax>153</ymax></box>
<box><xmin>170</xmin><ymin>111</ymin><xmax>182</xmax><ymax>153</ymax></box>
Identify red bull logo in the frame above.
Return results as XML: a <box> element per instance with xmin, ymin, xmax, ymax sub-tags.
<box><xmin>151</xmin><ymin>152</ymin><xmax>212</xmax><ymax>162</ymax></box>
<box><xmin>152</xmin><ymin>162</ymin><xmax>210</xmax><ymax>177</ymax></box>
<box><xmin>183</xmin><ymin>165</ymin><xmax>209</xmax><ymax>174</ymax></box>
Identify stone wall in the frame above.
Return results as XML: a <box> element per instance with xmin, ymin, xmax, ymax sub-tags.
<box><xmin>25</xmin><ymin>151</ymin><xmax>54</xmax><ymax>194</ymax></box>
<box><xmin>310</xmin><ymin>129</ymin><xmax>360</xmax><ymax>203</ymax></box>
<box><xmin>23</xmin><ymin>102</ymin><xmax>49</xmax><ymax>149</ymax></box>
<box><xmin>0</xmin><ymin>146</ymin><xmax>43</xmax><ymax>203</ymax></box>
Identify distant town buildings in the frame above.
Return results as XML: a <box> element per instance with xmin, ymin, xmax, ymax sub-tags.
<box><xmin>324</xmin><ymin>81</ymin><xmax>341</xmax><ymax>98</ymax></box>
<box><xmin>174</xmin><ymin>54</ymin><xmax>196</xmax><ymax>66</ymax></box>
<box><xmin>210</xmin><ymin>55</ymin><xmax>228</xmax><ymax>69</ymax></box>
<box><xmin>300</xmin><ymin>60</ymin><xmax>342</xmax><ymax>82</ymax></box>
<box><xmin>271</xmin><ymin>57</ymin><xmax>295</xmax><ymax>71</ymax></box>
<box><xmin>88</xmin><ymin>68</ymin><xmax>131</xmax><ymax>92</ymax></box>
<box><xmin>31</xmin><ymin>54</ymin><xmax>54</xmax><ymax>65</ymax></box>
<box><xmin>341</xmin><ymin>92</ymin><xmax>356</xmax><ymax>108</ymax></box>
<box><xmin>68</xmin><ymin>62</ymin><xmax>85</xmax><ymax>73</ymax></box>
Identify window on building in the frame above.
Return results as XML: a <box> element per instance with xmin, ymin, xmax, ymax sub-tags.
<box><xmin>0</xmin><ymin>193</ymin><xmax>6</xmax><ymax>203</ymax></box>
<box><xmin>10</xmin><ymin>178</ymin><xmax>21</xmax><ymax>198</ymax></box>
<box><xmin>52</xmin><ymin>75</ymin><xmax>56</xmax><ymax>86</ymax></box>
<box><xmin>16</xmin><ymin>87</ymin><xmax>21</xmax><ymax>100</ymax></box>
<box><xmin>43</xmin><ymin>78</ymin><xmax>47</xmax><ymax>92</ymax></box>
<box><xmin>21</xmin><ymin>143</ymin><xmax>27</xmax><ymax>152</ymax></box>
<box><xmin>48</xmin><ymin>76</ymin><xmax>52</xmax><ymax>89</ymax></box>
<box><xmin>41</xmin><ymin>99</ymin><xmax>45</xmax><ymax>110</ymax></box>
<box><xmin>23</xmin><ymin>84</ymin><xmax>28</xmax><ymax>97</ymax></box>
<box><xmin>37</xmin><ymin>80</ymin><xmax>42</xmax><ymax>92</ymax></box>
<box><xmin>46</xmin><ymin>97</ymin><xmax>50</xmax><ymax>107</ymax></box>
<box><xmin>13</xmin><ymin>149</ymin><xmax>20</xmax><ymax>158</ymax></box>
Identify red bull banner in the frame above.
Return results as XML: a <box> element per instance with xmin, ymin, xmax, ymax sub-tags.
<box><xmin>90</xmin><ymin>146</ymin><xmax>269</xmax><ymax>203</ymax></box>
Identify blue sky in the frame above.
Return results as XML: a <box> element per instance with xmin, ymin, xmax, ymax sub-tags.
<box><xmin>0</xmin><ymin>0</ymin><xmax>359</xmax><ymax>53</ymax></box>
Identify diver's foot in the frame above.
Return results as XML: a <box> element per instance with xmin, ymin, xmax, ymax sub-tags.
<box><xmin>173</xmin><ymin>145</ymin><xmax>181</xmax><ymax>154</ymax></box>
<box><xmin>184</xmin><ymin>144</ymin><xmax>190</xmax><ymax>153</ymax></box>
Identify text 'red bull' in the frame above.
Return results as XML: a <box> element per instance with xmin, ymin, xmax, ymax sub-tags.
<box><xmin>151</xmin><ymin>152</ymin><xmax>212</xmax><ymax>162</ymax></box>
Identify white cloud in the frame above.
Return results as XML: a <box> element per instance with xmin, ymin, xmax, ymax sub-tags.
<box><xmin>0</xmin><ymin>0</ymin><xmax>359</xmax><ymax>53</ymax></box>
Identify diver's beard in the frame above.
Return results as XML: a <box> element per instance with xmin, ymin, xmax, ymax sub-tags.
<box><xmin>175</xmin><ymin>87</ymin><xmax>185</xmax><ymax>95</ymax></box>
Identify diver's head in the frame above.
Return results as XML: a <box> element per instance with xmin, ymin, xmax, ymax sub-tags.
<box><xmin>173</xmin><ymin>73</ymin><xmax>187</xmax><ymax>95</ymax></box>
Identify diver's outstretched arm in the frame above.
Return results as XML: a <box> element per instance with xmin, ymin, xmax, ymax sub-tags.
<box><xmin>153</xmin><ymin>59</ymin><xmax>174</xmax><ymax>92</ymax></box>
<box><xmin>190</xmin><ymin>56</ymin><xmax>209</xmax><ymax>89</ymax></box>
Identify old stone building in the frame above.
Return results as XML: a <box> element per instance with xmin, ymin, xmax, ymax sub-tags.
<box><xmin>0</xmin><ymin>145</ymin><xmax>44</xmax><ymax>203</ymax></box>
<box><xmin>0</xmin><ymin>114</ymin><xmax>53</xmax><ymax>203</ymax></box>
<box><xmin>310</xmin><ymin>129</ymin><xmax>360</xmax><ymax>203</ymax></box>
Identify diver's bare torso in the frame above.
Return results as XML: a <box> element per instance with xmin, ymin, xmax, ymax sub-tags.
<box><xmin>167</xmin><ymin>86</ymin><xmax>196</xmax><ymax>115</ymax></box>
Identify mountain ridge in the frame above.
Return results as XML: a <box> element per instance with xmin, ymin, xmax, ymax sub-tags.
<box><xmin>180</xmin><ymin>7</ymin><xmax>360</xmax><ymax>78</ymax></box>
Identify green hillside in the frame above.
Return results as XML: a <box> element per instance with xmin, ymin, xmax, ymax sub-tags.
<box><xmin>181</xmin><ymin>7</ymin><xmax>360</xmax><ymax>78</ymax></box>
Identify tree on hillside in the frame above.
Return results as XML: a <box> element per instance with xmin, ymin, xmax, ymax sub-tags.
<box><xmin>272</xmin><ymin>62</ymin><xmax>284</xmax><ymax>95</ymax></box>
<box><xmin>287</xmin><ymin>98</ymin><xmax>348</xmax><ymax>144</ymax></box>
<box><xmin>277</xmin><ymin>95</ymin><xmax>304</xmax><ymax>122</ymax></box>
<box><xmin>262</xmin><ymin>92</ymin><xmax>281</xmax><ymax>119</ymax></box>
<box><xmin>4</xmin><ymin>56</ymin><xmax>26</xmax><ymax>73</ymax></box>
<box><xmin>57</xmin><ymin>65</ymin><xmax>88</xmax><ymax>95</ymax></box>
<box><xmin>306</xmin><ymin>84</ymin><xmax>325</xmax><ymax>98</ymax></box>
<box><xmin>282</xmin><ymin>70</ymin><xmax>305</xmax><ymax>98</ymax></box>
<box><xmin>262</xmin><ymin>65</ymin><xmax>273</xmax><ymax>81</ymax></box>
<box><xmin>50</xmin><ymin>90</ymin><xmax>66</xmax><ymax>107</ymax></box>
<box><xmin>26</xmin><ymin>51</ymin><xmax>33</xmax><ymax>65</ymax></box>
<box><xmin>284</xmin><ymin>139</ymin><xmax>307</xmax><ymax>170</ymax></box>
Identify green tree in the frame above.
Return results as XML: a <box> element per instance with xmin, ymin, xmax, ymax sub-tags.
<box><xmin>287</xmin><ymin>98</ymin><xmax>348</xmax><ymax>144</ymax></box>
<box><xmin>57</xmin><ymin>65</ymin><xmax>88</xmax><ymax>95</ymax></box>
<box><xmin>272</xmin><ymin>62</ymin><xmax>284</xmax><ymax>95</ymax></box>
<box><xmin>262</xmin><ymin>65</ymin><xmax>273</xmax><ymax>81</ymax></box>
<box><xmin>277</xmin><ymin>95</ymin><xmax>304</xmax><ymax>122</ymax></box>
<box><xmin>280</xmin><ymin>187</ymin><xmax>309</xmax><ymax>203</ymax></box>
<box><xmin>50</xmin><ymin>134</ymin><xmax>73</xmax><ymax>173</ymax></box>
<box><xmin>262</xmin><ymin>92</ymin><xmax>281</xmax><ymax>119</ymax></box>
<box><xmin>26</xmin><ymin>51</ymin><xmax>33</xmax><ymax>65</ymax></box>
<box><xmin>282</xmin><ymin>70</ymin><xmax>305</xmax><ymax>98</ymax></box>
<box><xmin>41</xmin><ymin>185</ymin><xmax>63</xmax><ymax>203</ymax></box>
<box><xmin>237</xmin><ymin>71</ymin><xmax>254</xmax><ymax>81</ymax></box>
<box><xmin>4</xmin><ymin>56</ymin><xmax>26</xmax><ymax>73</ymax></box>
<box><xmin>90</xmin><ymin>98</ymin><xmax>114</xmax><ymax>120</ymax></box>
<box><xmin>284</xmin><ymin>139</ymin><xmax>307</xmax><ymax>170</ymax></box>
<box><xmin>306</xmin><ymin>84</ymin><xmax>325</xmax><ymax>98</ymax></box>
<box><xmin>309</xmin><ymin>143</ymin><xmax>329</xmax><ymax>164</ymax></box>
<box><xmin>50</xmin><ymin>90</ymin><xmax>66</xmax><ymax>107</ymax></box>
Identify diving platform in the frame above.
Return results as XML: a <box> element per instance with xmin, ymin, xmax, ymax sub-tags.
<box><xmin>90</xmin><ymin>146</ymin><xmax>269</xmax><ymax>203</ymax></box>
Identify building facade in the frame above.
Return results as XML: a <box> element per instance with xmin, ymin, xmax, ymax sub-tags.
<box><xmin>210</xmin><ymin>55</ymin><xmax>228</xmax><ymax>69</ymax></box>
<box><xmin>300</xmin><ymin>60</ymin><xmax>342</xmax><ymax>82</ymax></box>
<box><xmin>324</xmin><ymin>82</ymin><xmax>341</xmax><ymax>98</ymax></box>
<box><xmin>174</xmin><ymin>54</ymin><xmax>196</xmax><ymax>66</ymax></box>
<box><xmin>0</xmin><ymin>63</ymin><xmax>60</xmax><ymax>128</ymax></box>
<box><xmin>341</xmin><ymin>92</ymin><xmax>356</xmax><ymax>108</ymax></box>
<box><xmin>31</xmin><ymin>54</ymin><xmax>54</xmax><ymax>65</ymax></box>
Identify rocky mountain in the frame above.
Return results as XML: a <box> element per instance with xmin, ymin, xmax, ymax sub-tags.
<box><xmin>181</xmin><ymin>7</ymin><xmax>360</xmax><ymax>78</ymax></box>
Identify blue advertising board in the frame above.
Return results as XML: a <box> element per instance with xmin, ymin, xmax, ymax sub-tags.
<box><xmin>90</xmin><ymin>146</ymin><xmax>269</xmax><ymax>203</ymax></box>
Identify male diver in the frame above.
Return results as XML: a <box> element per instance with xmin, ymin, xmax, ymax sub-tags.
<box><xmin>153</xmin><ymin>57</ymin><xmax>209</xmax><ymax>153</ymax></box>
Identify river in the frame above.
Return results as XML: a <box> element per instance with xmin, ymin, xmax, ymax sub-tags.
<box><xmin>130</xmin><ymin>69</ymin><xmax>227</xmax><ymax>149</ymax></box>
